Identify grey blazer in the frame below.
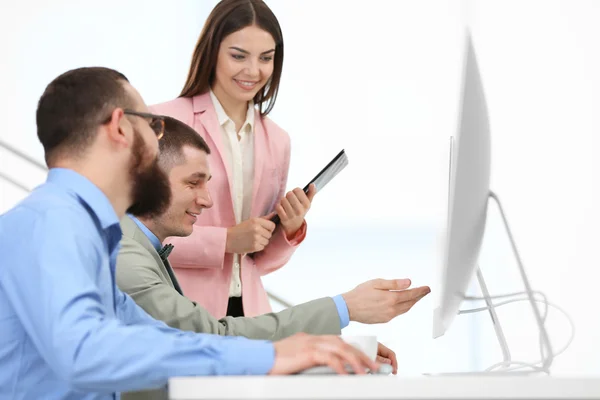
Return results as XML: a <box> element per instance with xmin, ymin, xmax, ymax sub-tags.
<box><xmin>116</xmin><ymin>215</ymin><xmax>341</xmax><ymax>400</ymax></box>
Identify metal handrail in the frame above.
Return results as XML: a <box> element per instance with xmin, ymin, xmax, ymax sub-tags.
<box><xmin>0</xmin><ymin>139</ymin><xmax>47</xmax><ymax>171</ymax></box>
<box><xmin>267</xmin><ymin>292</ymin><xmax>293</xmax><ymax>309</ymax></box>
<box><xmin>0</xmin><ymin>171</ymin><xmax>32</xmax><ymax>192</ymax></box>
<box><xmin>0</xmin><ymin>138</ymin><xmax>294</xmax><ymax>309</ymax></box>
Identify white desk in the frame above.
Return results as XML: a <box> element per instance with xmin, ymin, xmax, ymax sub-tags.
<box><xmin>168</xmin><ymin>375</ymin><xmax>600</xmax><ymax>399</ymax></box>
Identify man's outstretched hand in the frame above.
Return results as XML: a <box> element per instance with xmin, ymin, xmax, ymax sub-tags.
<box><xmin>342</xmin><ymin>278</ymin><xmax>431</xmax><ymax>324</ymax></box>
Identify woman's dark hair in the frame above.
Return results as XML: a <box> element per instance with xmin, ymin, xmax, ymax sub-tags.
<box><xmin>180</xmin><ymin>0</ymin><xmax>283</xmax><ymax>117</ymax></box>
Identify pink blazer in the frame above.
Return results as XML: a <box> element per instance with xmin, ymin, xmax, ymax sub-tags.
<box><xmin>150</xmin><ymin>93</ymin><xmax>306</xmax><ymax>318</ymax></box>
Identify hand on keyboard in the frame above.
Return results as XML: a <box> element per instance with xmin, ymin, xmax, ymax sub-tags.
<box><xmin>268</xmin><ymin>333</ymin><xmax>379</xmax><ymax>376</ymax></box>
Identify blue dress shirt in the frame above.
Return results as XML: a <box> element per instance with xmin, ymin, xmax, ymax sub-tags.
<box><xmin>333</xmin><ymin>295</ymin><xmax>350</xmax><ymax>328</ymax></box>
<box><xmin>129</xmin><ymin>215</ymin><xmax>162</xmax><ymax>251</ymax></box>
<box><xmin>127</xmin><ymin>215</ymin><xmax>350</xmax><ymax>329</ymax></box>
<box><xmin>0</xmin><ymin>169</ymin><xmax>275</xmax><ymax>400</ymax></box>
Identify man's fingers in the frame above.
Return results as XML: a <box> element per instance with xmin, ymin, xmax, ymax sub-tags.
<box><xmin>376</xmin><ymin>355</ymin><xmax>392</xmax><ymax>364</ymax></box>
<box><xmin>314</xmin><ymin>340</ymin><xmax>348</xmax><ymax>375</ymax></box>
<box><xmin>373</xmin><ymin>278</ymin><xmax>412</xmax><ymax>291</ymax></box>
<box><xmin>381</xmin><ymin>289</ymin><xmax>431</xmax><ymax>320</ymax></box>
<box><xmin>325</xmin><ymin>354</ymin><xmax>347</xmax><ymax>375</ymax></box>
<box><xmin>346</xmin><ymin>346</ymin><xmax>371</xmax><ymax>375</ymax></box>
<box><xmin>321</xmin><ymin>338</ymin><xmax>376</xmax><ymax>375</ymax></box>
<box><xmin>378</xmin><ymin>343</ymin><xmax>398</xmax><ymax>374</ymax></box>
<box><xmin>393</xmin><ymin>286</ymin><xmax>430</xmax><ymax>304</ymax></box>
<box><xmin>393</xmin><ymin>291</ymin><xmax>430</xmax><ymax>315</ymax></box>
<box><xmin>341</xmin><ymin>344</ymin><xmax>378</xmax><ymax>374</ymax></box>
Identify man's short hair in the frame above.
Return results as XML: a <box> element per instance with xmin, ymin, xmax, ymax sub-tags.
<box><xmin>159</xmin><ymin>117</ymin><xmax>211</xmax><ymax>170</ymax></box>
<box><xmin>36</xmin><ymin>67</ymin><xmax>132</xmax><ymax>166</ymax></box>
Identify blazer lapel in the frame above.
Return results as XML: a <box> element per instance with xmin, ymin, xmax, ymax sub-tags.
<box><xmin>251</xmin><ymin>113</ymin><xmax>266</xmax><ymax>217</ymax></box>
<box><xmin>193</xmin><ymin>93</ymin><xmax>234</xmax><ymax>200</ymax></box>
<box><xmin>163</xmin><ymin>258</ymin><xmax>183</xmax><ymax>296</ymax></box>
<box><xmin>122</xmin><ymin>216</ymin><xmax>181</xmax><ymax>293</ymax></box>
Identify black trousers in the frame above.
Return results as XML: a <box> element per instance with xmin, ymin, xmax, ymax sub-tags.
<box><xmin>226</xmin><ymin>296</ymin><xmax>244</xmax><ymax>317</ymax></box>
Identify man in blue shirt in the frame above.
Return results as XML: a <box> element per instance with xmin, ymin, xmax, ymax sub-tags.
<box><xmin>0</xmin><ymin>67</ymin><xmax>379</xmax><ymax>400</ymax></box>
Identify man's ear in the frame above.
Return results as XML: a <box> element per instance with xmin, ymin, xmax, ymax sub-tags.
<box><xmin>105</xmin><ymin>108</ymin><xmax>131</xmax><ymax>148</ymax></box>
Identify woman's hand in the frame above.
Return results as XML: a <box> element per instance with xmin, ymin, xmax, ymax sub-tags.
<box><xmin>226</xmin><ymin>216</ymin><xmax>276</xmax><ymax>254</ymax></box>
<box><xmin>276</xmin><ymin>184</ymin><xmax>317</xmax><ymax>239</ymax></box>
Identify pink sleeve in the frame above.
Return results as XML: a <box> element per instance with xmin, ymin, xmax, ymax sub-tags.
<box><xmin>165</xmin><ymin>226</ymin><xmax>227</xmax><ymax>269</ymax></box>
<box><xmin>252</xmin><ymin>133</ymin><xmax>307</xmax><ymax>276</ymax></box>
<box><xmin>253</xmin><ymin>221</ymin><xmax>307</xmax><ymax>276</ymax></box>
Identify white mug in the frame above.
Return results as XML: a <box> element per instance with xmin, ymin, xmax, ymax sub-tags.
<box><xmin>341</xmin><ymin>335</ymin><xmax>378</xmax><ymax>361</ymax></box>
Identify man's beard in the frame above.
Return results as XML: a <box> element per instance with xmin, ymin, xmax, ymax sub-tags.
<box><xmin>126</xmin><ymin>131</ymin><xmax>171</xmax><ymax>219</ymax></box>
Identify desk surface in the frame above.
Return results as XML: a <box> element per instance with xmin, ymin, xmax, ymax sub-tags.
<box><xmin>168</xmin><ymin>375</ymin><xmax>600</xmax><ymax>400</ymax></box>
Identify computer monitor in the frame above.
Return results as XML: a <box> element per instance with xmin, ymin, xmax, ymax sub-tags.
<box><xmin>431</xmin><ymin>30</ymin><xmax>555</xmax><ymax>373</ymax></box>
<box><xmin>433</xmin><ymin>30</ymin><xmax>491</xmax><ymax>339</ymax></box>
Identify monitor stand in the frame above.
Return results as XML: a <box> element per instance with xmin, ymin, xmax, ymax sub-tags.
<box><xmin>426</xmin><ymin>191</ymin><xmax>554</xmax><ymax>376</ymax></box>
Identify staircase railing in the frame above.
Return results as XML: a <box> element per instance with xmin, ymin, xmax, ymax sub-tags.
<box><xmin>0</xmin><ymin>138</ymin><xmax>294</xmax><ymax>309</ymax></box>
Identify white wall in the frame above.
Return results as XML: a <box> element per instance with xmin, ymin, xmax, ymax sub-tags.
<box><xmin>466</xmin><ymin>0</ymin><xmax>600</xmax><ymax>375</ymax></box>
<box><xmin>0</xmin><ymin>0</ymin><xmax>213</xmax><ymax>211</ymax></box>
<box><xmin>267</xmin><ymin>0</ymin><xmax>600</xmax><ymax>375</ymax></box>
<box><xmin>1</xmin><ymin>0</ymin><xmax>598</xmax><ymax>376</ymax></box>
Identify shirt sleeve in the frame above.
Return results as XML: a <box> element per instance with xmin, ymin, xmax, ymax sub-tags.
<box><xmin>332</xmin><ymin>294</ymin><xmax>350</xmax><ymax>329</ymax></box>
<box><xmin>116</xmin><ymin>287</ymin><xmax>169</xmax><ymax>328</ymax></box>
<box><xmin>0</xmin><ymin>208</ymin><xmax>275</xmax><ymax>394</ymax></box>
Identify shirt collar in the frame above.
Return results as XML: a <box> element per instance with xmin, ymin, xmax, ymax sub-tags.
<box><xmin>47</xmin><ymin>168</ymin><xmax>120</xmax><ymax>232</ymax></box>
<box><xmin>127</xmin><ymin>214</ymin><xmax>162</xmax><ymax>251</ymax></box>
<box><xmin>209</xmin><ymin>89</ymin><xmax>255</xmax><ymax>131</ymax></box>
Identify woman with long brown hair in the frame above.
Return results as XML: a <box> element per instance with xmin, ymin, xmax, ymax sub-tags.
<box><xmin>151</xmin><ymin>0</ymin><xmax>316</xmax><ymax>318</ymax></box>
